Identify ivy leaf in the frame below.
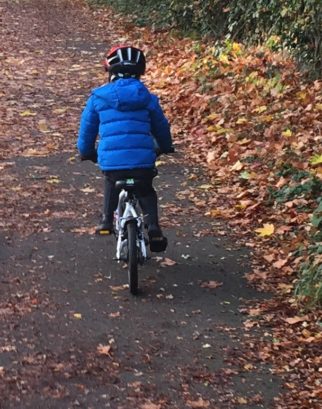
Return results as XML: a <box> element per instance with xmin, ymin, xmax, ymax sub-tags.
<box><xmin>309</xmin><ymin>154</ymin><xmax>322</xmax><ymax>166</ymax></box>
<box><xmin>239</xmin><ymin>170</ymin><xmax>251</xmax><ymax>180</ymax></box>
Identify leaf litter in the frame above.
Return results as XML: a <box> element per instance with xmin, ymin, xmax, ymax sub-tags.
<box><xmin>0</xmin><ymin>0</ymin><xmax>321</xmax><ymax>408</ymax></box>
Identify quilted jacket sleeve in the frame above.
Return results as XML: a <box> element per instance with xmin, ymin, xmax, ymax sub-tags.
<box><xmin>149</xmin><ymin>95</ymin><xmax>172</xmax><ymax>153</ymax></box>
<box><xmin>77</xmin><ymin>95</ymin><xmax>99</xmax><ymax>156</ymax></box>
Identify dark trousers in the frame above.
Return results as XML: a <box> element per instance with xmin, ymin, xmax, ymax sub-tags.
<box><xmin>103</xmin><ymin>168</ymin><xmax>159</xmax><ymax>227</ymax></box>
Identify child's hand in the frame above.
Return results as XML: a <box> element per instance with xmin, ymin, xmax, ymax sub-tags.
<box><xmin>156</xmin><ymin>146</ymin><xmax>175</xmax><ymax>156</ymax></box>
<box><xmin>80</xmin><ymin>151</ymin><xmax>97</xmax><ymax>163</ymax></box>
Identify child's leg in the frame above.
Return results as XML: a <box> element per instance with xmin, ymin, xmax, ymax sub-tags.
<box><xmin>138</xmin><ymin>188</ymin><xmax>159</xmax><ymax>228</ymax></box>
<box><xmin>96</xmin><ymin>173</ymin><xmax>119</xmax><ymax>233</ymax></box>
<box><xmin>103</xmin><ymin>174</ymin><xmax>119</xmax><ymax>221</ymax></box>
<box><xmin>136</xmin><ymin>171</ymin><xmax>167</xmax><ymax>252</ymax></box>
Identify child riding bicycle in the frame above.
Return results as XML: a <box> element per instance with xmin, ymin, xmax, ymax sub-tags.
<box><xmin>77</xmin><ymin>45</ymin><xmax>173</xmax><ymax>252</ymax></box>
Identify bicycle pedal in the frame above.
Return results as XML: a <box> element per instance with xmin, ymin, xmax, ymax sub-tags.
<box><xmin>115</xmin><ymin>255</ymin><xmax>128</xmax><ymax>261</ymax></box>
<box><xmin>97</xmin><ymin>229</ymin><xmax>113</xmax><ymax>236</ymax></box>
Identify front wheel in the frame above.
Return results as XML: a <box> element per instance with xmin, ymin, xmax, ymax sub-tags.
<box><xmin>127</xmin><ymin>221</ymin><xmax>138</xmax><ymax>295</ymax></box>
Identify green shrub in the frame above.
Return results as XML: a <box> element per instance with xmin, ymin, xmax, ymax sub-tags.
<box><xmin>90</xmin><ymin>0</ymin><xmax>321</xmax><ymax>76</ymax></box>
<box><xmin>295</xmin><ymin>201</ymin><xmax>322</xmax><ymax>307</ymax></box>
<box><xmin>227</xmin><ymin>0</ymin><xmax>322</xmax><ymax>74</ymax></box>
<box><xmin>295</xmin><ymin>244</ymin><xmax>322</xmax><ymax>307</ymax></box>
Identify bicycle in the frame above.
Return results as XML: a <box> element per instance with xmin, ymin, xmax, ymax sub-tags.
<box><xmin>81</xmin><ymin>147</ymin><xmax>174</xmax><ymax>295</ymax></box>
<box><xmin>113</xmin><ymin>178</ymin><xmax>148</xmax><ymax>295</ymax></box>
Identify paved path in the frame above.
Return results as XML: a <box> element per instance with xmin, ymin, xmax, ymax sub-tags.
<box><xmin>0</xmin><ymin>1</ymin><xmax>280</xmax><ymax>408</ymax></box>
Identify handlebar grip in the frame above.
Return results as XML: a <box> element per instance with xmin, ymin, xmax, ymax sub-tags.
<box><xmin>80</xmin><ymin>151</ymin><xmax>98</xmax><ymax>163</ymax></box>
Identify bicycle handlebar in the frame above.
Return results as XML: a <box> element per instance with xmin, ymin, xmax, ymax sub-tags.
<box><xmin>80</xmin><ymin>146</ymin><xmax>175</xmax><ymax>163</ymax></box>
<box><xmin>80</xmin><ymin>151</ymin><xmax>97</xmax><ymax>163</ymax></box>
<box><xmin>156</xmin><ymin>146</ymin><xmax>175</xmax><ymax>156</ymax></box>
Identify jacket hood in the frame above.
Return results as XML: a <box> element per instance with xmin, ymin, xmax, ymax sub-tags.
<box><xmin>93</xmin><ymin>79</ymin><xmax>151</xmax><ymax>111</ymax></box>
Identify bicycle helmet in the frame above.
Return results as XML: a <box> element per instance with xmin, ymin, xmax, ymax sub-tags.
<box><xmin>104</xmin><ymin>45</ymin><xmax>146</xmax><ymax>79</ymax></box>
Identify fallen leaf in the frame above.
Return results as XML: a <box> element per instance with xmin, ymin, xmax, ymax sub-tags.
<box><xmin>109</xmin><ymin>311</ymin><xmax>121</xmax><ymax>318</ymax></box>
<box><xmin>96</xmin><ymin>344</ymin><xmax>112</xmax><ymax>356</ymax></box>
<box><xmin>160</xmin><ymin>258</ymin><xmax>177</xmax><ymax>267</ymax></box>
<box><xmin>231</xmin><ymin>160</ymin><xmax>244</xmax><ymax>171</ymax></box>
<box><xmin>155</xmin><ymin>160</ymin><xmax>166</xmax><ymax>167</ymax></box>
<box><xmin>198</xmin><ymin>184</ymin><xmax>213</xmax><ymax>190</ymax></box>
<box><xmin>254</xmin><ymin>105</ymin><xmax>267</xmax><ymax>113</ymax></box>
<box><xmin>109</xmin><ymin>285</ymin><xmax>128</xmax><ymax>292</ymax></box>
<box><xmin>273</xmin><ymin>258</ymin><xmax>288</xmax><ymax>269</ymax></box>
<box><xmin>282</xmin><ymin>129</ymin><xmax>292</xmax><ymax>137</ymax></box>
<box><xmin>38</xmin><ymin>119</ymin><xmax>49</xmax><ymax>132</ymax></box>
<box><xmin>70</xmin><ymin>227</ymin><xmax>96</xmax><ymax>235</ymax></box>
<box><xmin>80</xmin><ymin>187</ymin><xmax>95</xmax><ymax>193</ymax></box>
<box><xmin>248</xmin><ymin>308</ymin><xmax>262</xmax><ymax>316</ymax></box>
<box><xmin>237</xmin><ymin>397</ymin><xmax>248</xmax><ymax>404</ymax></box>
<box><xmin>255</xmin><ymin>223</ymin><xmax>275</xmax><ymax>237</ymax></box>
<box><xmin>140</xmin><ymin>402</ymin><xmax>161</xmax><ymax>409</ymax></box>
<box><xmin>52</xmin><ymin>108</ymin><xmax>67</xmax><ymax>114</ymax></box>
<box><xmin>20</xmin><ymin>110</ymin><xmax>37</xmax><ymax>117</ymax></box>
<box><xmin>186</xmin><ymin>398</ymin><xmax>210</xmax><ymax>408</ymax></box>
<box><xmin>47</xmin><ymin>176</ymin><xmax>61</xmax><ymax>184</ymax></box>
<box><xmin>284</xmin><ymin>316</ymin><xmax>308</xmax><ymax>325</ymax></box>
<box><xmin>200</xmin><ymin>280</ymin><xmax>223</xmax><ymax>289</ymax></box>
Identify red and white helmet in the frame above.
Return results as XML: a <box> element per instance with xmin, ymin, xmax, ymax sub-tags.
<box><xmin>104</xmin><ymin>45</ymin><xmax>146</xmax><ymax>77</ymax></box>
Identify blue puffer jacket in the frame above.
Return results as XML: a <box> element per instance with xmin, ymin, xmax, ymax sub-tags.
<box><xmin>77</xmin><ymin>78</ymin><xmax>172</xmax><ymax>171</ymax></box>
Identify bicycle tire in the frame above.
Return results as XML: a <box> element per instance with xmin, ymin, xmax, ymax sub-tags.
<box><xmin>127</xmin><ymin>221</ymin><xmax>138</xmax><ymax>295</ymax></box>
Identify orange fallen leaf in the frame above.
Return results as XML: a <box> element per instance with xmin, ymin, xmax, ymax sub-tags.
<box><xmin>273</xmin><ymin>258</ymin><xmax>288</xmax><ymax>269</ymax></box>
<box><xmin>140</xmin><ymin>402</ymin><xmax>161</xmax><ymax>409</ymax></box>
<box><xmin>284</xmin><ymin>316</ymin><xmax>308</xmax><ymax>325</ymax></box>
<box><xmin>186</xmin><ymin>398</ymin><xmax>210</xmax><ymax>408</ymax></box>
<box><xmin>160</xmin><ymin>258</ymin><xmax>177</xmax><ymax>267</ymax></box>
<box><xmin>96</xmin><ymin>344</ymin><xmax>112</xmax><ymax>356</ymax></box>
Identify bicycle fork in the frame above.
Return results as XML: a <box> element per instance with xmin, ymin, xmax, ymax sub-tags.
<box><xmin>115</xmin><ymin>200</ymin><xmax>147</xmax><ymax>262</ymax></box>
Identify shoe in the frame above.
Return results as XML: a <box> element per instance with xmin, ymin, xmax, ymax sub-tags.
<box><xmin>95</xmin><ymin>216</ymin><xmax>114</xmax><ymax>235</ymax></box>
<box><xmin>148</xmin><ymin>225</ymin><xmax>168</xmax><ymax>252</ymax></box>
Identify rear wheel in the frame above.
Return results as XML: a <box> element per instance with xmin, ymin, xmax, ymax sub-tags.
<box><xmin>127</xmin><ymin>221</ymin><xmax>138</xmax><ymax>295</ymax></box>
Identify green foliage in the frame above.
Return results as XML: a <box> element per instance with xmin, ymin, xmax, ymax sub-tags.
<box><xmin>312</xmin><ymin>200</ymin><xmax>322</xmax><ymax>239</ymax></box>
<box><xmin>269</xmin><ymin>166</ymin><xmax>322</xmax><ymax>203</ymax></box>
<box><xmin>90</xmin><ymin>0</ymin><xmax>321</xmax><ymax>76</ymax></box>
<box><xmin>295</xmin><ymin>201</ymin><xmax>322</xmax><ymax>307</ymax></box>
<box><xmin>295</xmin><ymin>244</ymin><xmax>322</xmax><ymax>307</ymax></box>
<box><xmin>226</xmin><ymin>0</ymin><xmax>322</xmax><ymax>74</ymax></box>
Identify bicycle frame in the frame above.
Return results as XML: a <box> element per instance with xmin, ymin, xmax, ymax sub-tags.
<box><xmin>115</xmin><ymin>190</ymin><xmax>147</xmax><ymax>262</ymax></box>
